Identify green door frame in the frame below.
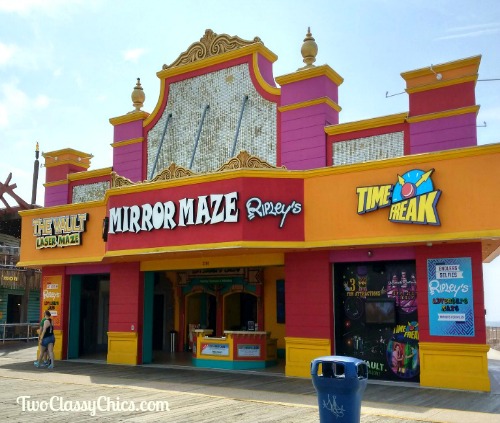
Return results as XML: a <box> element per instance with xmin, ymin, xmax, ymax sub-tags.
<box><xmin>142</xmin><ymin>272</ymin><xmax>154</xmax><ymax>364</ymax></box>
<box><xmin>68</xmin><ymin>275</ymin><xmax>82</xmax><ymax>359</ymax></box>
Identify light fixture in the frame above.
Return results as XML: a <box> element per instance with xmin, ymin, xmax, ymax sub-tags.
<box><xmin>427</xmin><ymin>242</ymin><xmax>433</xmax><ymax>247</ymax></box>
<box><xmin>367</xmin><ymin>250</ymin><xmax>373</xmax><ymax>257</ymax></box>
<box><xmin>430</xmin><ymin>64</ymin><xmax>442</xmax><ymax>81</ymax></box>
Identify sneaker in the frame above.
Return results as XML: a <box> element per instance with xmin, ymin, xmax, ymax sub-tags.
<box><xmin>47</xmin><ymin>363</ymin><xmax>54</xmax><ymax>369</ymax></box>
<box><xmin>33</xmin><ymin>361</ymin><xmax>40</xmax><ymax>368</ymax></box>
<box><xmin>42</xmin><ymin>360</ymin><xmax>50</xmax><ymax>367</ymax></box>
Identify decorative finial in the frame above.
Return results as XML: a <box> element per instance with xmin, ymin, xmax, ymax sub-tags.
<box><xmin>131</xmin><ymin>77</ymin><xmax>145</xmax><ymax>112</ymax></box>
<box><xmin>36</xmin><ymin>142</ymin><xmax>39</xmax><ymax>152</ymax></box>
<box><xmin>299</xmin><ymin>27</ymin><xmax>318</xmax><ymax>70</ymax></box>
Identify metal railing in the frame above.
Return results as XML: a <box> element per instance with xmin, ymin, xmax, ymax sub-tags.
<box><xmin>487</xmin><ymin>326</ymin><xmax>500</xmax><ymax>350</ymax></box>
<box><xmin>1</xmin><ymin>323</ymin><xmax>39</xmax><ymax>343</ymax></box>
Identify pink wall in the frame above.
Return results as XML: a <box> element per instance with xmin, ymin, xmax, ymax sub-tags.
<box><xmin>280</xmin><ymin>104</ymin><xmax>338</xmax><ymax>169</ymax></box>
<box><xmin>109</xmin><ymin>262</ymin><xmax>143</xmax><ymax>333</ymax></box>
<box><xmin>284</xmin><ymin>251</ymin><xmax>333</xmax><ymax>339</ymax></box>
<box><xmin>44</xmin><ymin>184</ymin><xmax>68</xmax><ymax>207</ymax></box>
<box><xmin>66</xmin><ymin>264</ymin><xmax>111</xmax><ymax>275</ymax></box>
<box><xmin>330</xmin><ymin>247</ymin><xmax>416</xmax><ymax>262</ymax></box>
<box><xmin>281</xmin><ymin>75</ymin><xmax>339</xmax><ymax>105</ymax></box>
<box><xmin>113</xmin><ymin>142</ymin><xmax>144</xmax><ymax>182</ymax></box>
<box><xmin>113</xmin><ymin>120</ymin><xmax>144</xmax><ymax>142</ymax></box>
<box><xmin>409</xmin><ymin>113</ymin><xmax>477</xmax><ymax>154</ymax></box>
<box><xmin>257</xmin><ymin>54</ymin><xmax>276</xmax><ymax>87</ymax></box>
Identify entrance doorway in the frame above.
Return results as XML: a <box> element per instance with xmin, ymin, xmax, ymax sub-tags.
<box><xmin>7</xmin><ymin>294</ymin><xmax>22</xmax><ymax>323</ymax></box>
<box><xmin>143</xmin><ymin>272</ymin><xmax>175</xmax><ymax>363</ymax></box>
<box><xmin>68</xmin><ymin>274</ymin><xmax>109</xmax><ymax>360</ymax></box>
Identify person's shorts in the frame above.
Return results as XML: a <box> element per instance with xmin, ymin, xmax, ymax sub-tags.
<box><xmin>41</xmin><ymin>335</ymin><xmax>55</xmax><ymax>347</ymax></box>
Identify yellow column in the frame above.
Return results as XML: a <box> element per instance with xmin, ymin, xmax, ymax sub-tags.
<box><xmin>419</xmin><ymin>342</ymin><xmax>490</xmax><ymax>391</ymax></box>
<box><xmin>107</xmin><ymin>332</ymin><xmax>138</xmax><ymax>365</ymax></box>
<box><xmin>285</xmin><ymin>337</ymin><xmax>331</xmax><ymax>378</ymax></box>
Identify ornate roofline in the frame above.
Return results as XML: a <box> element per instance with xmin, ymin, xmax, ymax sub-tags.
<box><xmin>111</xmin><ymin>151</ymin><xmax>285</xmax><ymax>188</ymax></box>
<box><xmin>216</xmin><ymin>150</ymin><xmax>285</xmax><ymax>171</ymax></box>
<box><xmin>163</xmin><ymin>29</ymin><xmax>262</xmax><ymax>70</ymax></box>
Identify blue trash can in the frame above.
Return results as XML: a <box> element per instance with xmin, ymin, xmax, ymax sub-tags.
<box><xmin>311</xmin><ymin>356</ymin><xmax>368</xmax><ymax>423</ymax></box>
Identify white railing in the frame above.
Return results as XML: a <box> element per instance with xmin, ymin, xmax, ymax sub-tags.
<box><xmin>1</xmin><ymin>323</ymin><xmax>39</xmax><ymax>343</ymax></box>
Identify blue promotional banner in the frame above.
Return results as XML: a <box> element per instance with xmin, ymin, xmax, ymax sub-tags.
<box><xmin>427</xmin><ymin>257</ymin><xmax>474</xmax><ymax>337</ymax></box>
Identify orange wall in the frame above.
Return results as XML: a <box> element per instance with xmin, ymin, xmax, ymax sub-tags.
<box><xmin>305</xmin><ymin>149</ymin><xmax>500</xmax><ymax>244</ymax></box>
<box><xmin>19</xmin><ymin>203</ymin><xmax>107</xmax><ymax>266</ymax></box>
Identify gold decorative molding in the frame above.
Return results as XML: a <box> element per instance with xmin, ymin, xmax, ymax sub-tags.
<box><xmin>163</xmin><ymin>29</ymin><xmax>262</xmax><ymax>70</ymax></box>
<box><xmin>111</xmin><ymin>172</ymin><xmax>134</xmax><ymax>188</ymax></box>
<box><xmin>216</xmin><ymin>150</ymin><xmax>286</xmax><ymax>171</ymax></box>
<box><xmin>150</xmin><ymin>162</ymin><xmax>196</xmax><ymax>182</ymax></box>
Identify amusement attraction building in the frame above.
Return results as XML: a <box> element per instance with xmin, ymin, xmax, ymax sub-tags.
<box><xmin>19</xmin><ymin>29</ymin><xmax>500</xmax><ymax>392</ymax></box>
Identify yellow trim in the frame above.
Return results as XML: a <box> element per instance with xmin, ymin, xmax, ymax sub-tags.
<box><xmin>17</xmin><ymin>256</ymin><xmax>106</xmax><ymax>268</ymax></box>
<box><xmin>141</xmin><ymin>253</ymin><xmax>284</xmax><ymax>271</ymax></box>
<box><xmin>19</xmin><ymin>199</ymin><xmax>106</xmax><ymax>217</ymax></box>
<box><xmin>401</xmin><ymin>55</ymin><xmax>481</xmax><ymax>80</ymax></box>
<box><xmin>285</xmin><ymin>337</ymin><xmax>331</xmax><ymax>378</ymax></box>
<box><xmin>68</xmin><ymin>167</ymin><xmax>113</xmax><ymax>181</ymax></box>
<box><xmin>42</xmin><ymin>148</ymin><xmax>91</xmax><ymax>159</ymax></box>
<box><xmin>405</xmin><ymin>74</ymin><xmax>478</xmax><ymax>94</ymax></box>
<box><xmin>104</xmin><ymin>168</ymin><xmax>303</xmax><ymax>199</ymax></box>
<box><xmin>251</xmin><ymin>52</ymin><xmax>280</xmax><ymax>96</ymax></box>
<box><xmin>303</xmin><ymin>229</ymin><xmax>500</xmax><ymax>249</ymax></box>
<box><xmin>107</xmin><ymin>331</ymin><xmax>138</xmax><ymax>365</ymax></box>
<box><xmin>325</xmin><ymin>112</ymin><xmax>408</xmax><ymax>135</ymax></box>
<box><xmin>276</xmin><ymin>65</ymin><xmax>344</xmax><ymax>86</ymax></box>
<box><xmin>419</xmin><ymin>342</ymin><xmax>490</xmax><ymax>392</ymax></box>
<box><xmin>407</xmin><ymin>105</ymin><xmax>480</xmax><ymax>123</ymax></box>
<box><xmin>43</xmin><ymin>159</ymin><xmax>90</xmax><ymax>169</ymax></box>
<box><xmin>104</xmin><ymin>241</ymin><xmax>304</xmax><ymax>259</ymax></box>
<box><xmin>43</xmin><ymin>180</ymin><xmax>67</xmax><ymax>188</ymax></box>
<box><xmin>156</xmin><ymin>43</ymin><xmax>277</xmax><ymax>80</ymax></box>
<box><xmin>279</xmin><ymin>97</ymin><xmax>341</xmax><ymax>113</ymax></box>
<box><xmin>307</xmin><ymin>142</ymin><xmax>500</xmax><ymax>177</ymax></box>
<box><xmin>109</xmin><ymin>111</ymin><xmax>149</xmax><ymax>126</ymax></box>
<box><xmin>110</xmin><ymin>137</ymin><xmax>144</xmax><ymax>148</ymax></box>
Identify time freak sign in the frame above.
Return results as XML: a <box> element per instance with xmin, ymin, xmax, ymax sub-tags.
<box><xmin>356</xmin><ymin>169</ymin><xmax>441</xmax><ymax>225</ymax></box>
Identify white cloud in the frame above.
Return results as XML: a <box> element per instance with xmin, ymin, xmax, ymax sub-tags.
<box><xmin>123</xmin><ymin>48</ymin><xmax>146</xmax><ymax>63</ymax></box>
<box><xmin>0</xmin><ymin>80</ymin><xmax>51</xmax><ymax>128</ymax></box>
<box><xmin>0</xmin><ymin>0</ymin><xmax>91</xmax><ymax>17</ymax></box>
<box><xmin>0</xmin><ymin>43</ymin><xmax>17</xmax><ymax>66</ymax></box>
<box><xmin>34</xmin><ymin>95</ymin><xmax>50</xmax><ymax>109</ymax></box>
<box><xmin>437</xmin><ymin>22</ymin><xmax>500</xmax><ymax>40</ymax></box>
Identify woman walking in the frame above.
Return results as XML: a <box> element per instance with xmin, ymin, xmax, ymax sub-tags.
<box><xmin>38</xmin><ymin>310</ymin><xmax>55</xmax><ymax>369</ymax></box>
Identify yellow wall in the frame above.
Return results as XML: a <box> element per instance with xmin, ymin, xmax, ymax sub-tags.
<box><xmin>263</xmin><ymin>266</ymin><xmax>286</xmax><ymax>350</ymax></box>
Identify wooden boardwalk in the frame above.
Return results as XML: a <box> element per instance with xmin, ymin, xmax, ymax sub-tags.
<box><xmin>0</xmin><ymin>343</ymin><xmax>499</xmax><ymax>422</ymax></box>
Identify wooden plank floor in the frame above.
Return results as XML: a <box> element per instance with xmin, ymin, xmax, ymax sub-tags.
<box><xmin>1</xmin><ymin>343</ymin><xmax>499</xmax><ymax>422</ymax></box>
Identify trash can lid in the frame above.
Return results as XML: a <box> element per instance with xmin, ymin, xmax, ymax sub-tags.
<box><xmin>311</xmin><ymin>355</ymin><xmax>365</xmax><ymax>364</ymax></box>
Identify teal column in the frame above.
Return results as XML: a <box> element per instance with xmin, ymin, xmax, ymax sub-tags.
<box><xmin>67</xmin><ymin>275</ymin><xmax>82</xmax><ymax>359</ymax></box>
<box><xmin>143</xmin><ymin>272</ymin><xmax>154</xmax><ymax>363</ymax></box>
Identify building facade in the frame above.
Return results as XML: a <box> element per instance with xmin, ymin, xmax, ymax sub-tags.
<box><xmin>19</xmin><ymin>30</ymin><xmax>500</xmax><ymax>391</ymax></box>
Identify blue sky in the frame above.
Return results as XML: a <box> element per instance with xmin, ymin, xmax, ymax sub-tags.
<box><xmin>1</xmin><ymin>0</ymin><xmax>499</xmax><ymax>320</ymax></box>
